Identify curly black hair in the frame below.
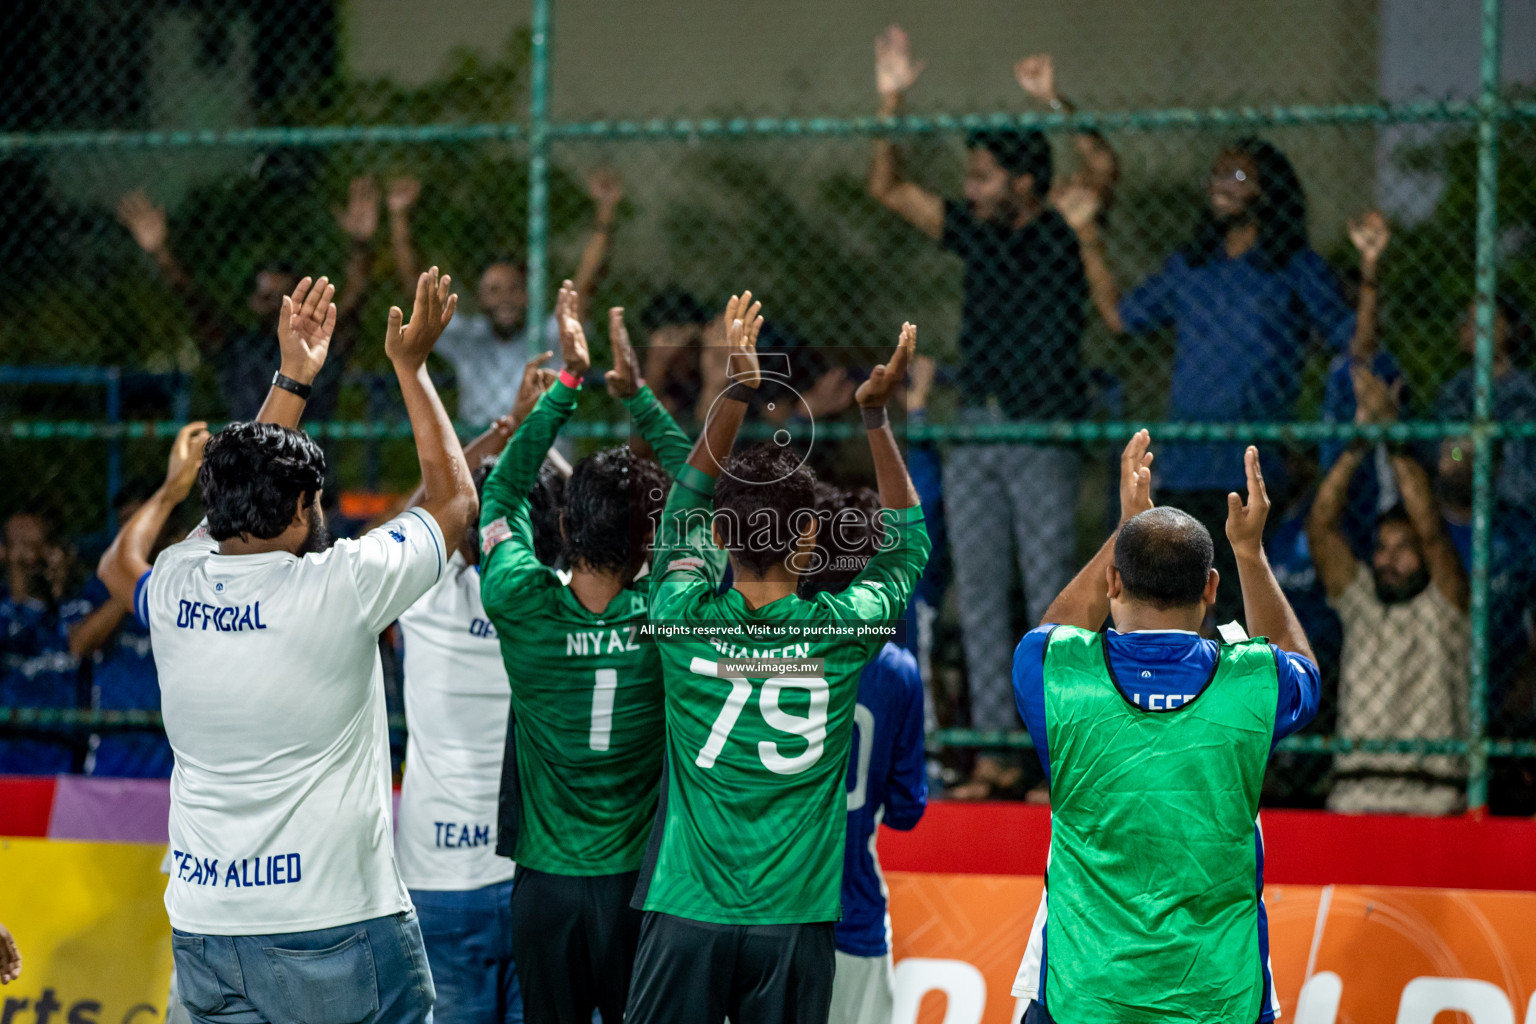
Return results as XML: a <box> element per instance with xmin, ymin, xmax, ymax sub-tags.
<box><xmin>713</xmin><ymin>443</ymin><xmax>820</xmax><ymax>577</ymax></box>
<box><xmin>965</xmin><ymin>127</ymin><xmax>1053</xmax><ymax>197</ymax></box>
<box><xmin>199</xmin><ymin>422</ymin><xmax>326</xmax><ymax>541</ymax></box>
<box><xmin>562</xmin><ymin>446</ymin><xmax>669</xmax><ymax>575</ymax></box>
<box><xmin>1186</xmin><ymin>137</ymin><xmax>1310</xmax><ymax>269</ymax></box>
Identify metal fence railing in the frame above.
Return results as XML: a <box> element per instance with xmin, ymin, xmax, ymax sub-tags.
<box><xmin>1</xmin><ymin>0</ymin><xmax>1534</xmax><ymax>812</ymax></box>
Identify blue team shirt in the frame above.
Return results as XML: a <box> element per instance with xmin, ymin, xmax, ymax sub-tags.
<box><xmin>79</xmin><ymin>576</ymin><xmax>171</xmax><ymax>778</ymax></box>
<box><xmin>1012</xmin><ymin>626</ymin><xmax>1321</xmax><ymax>1023</ymax></box>
<box><xmin>0</xmin><ymin>589</ymin><xmax>92</xmax><ymax>774</ymax></box>
<box><xmin>1119</xmin><ymin>246</ymin><xmax>1355</xmax><ymax>492</ymax></box>
<box><xmin>837</xmin><ymin>643</ymin><xmax>927</xmax><ymax>957</ymax></box>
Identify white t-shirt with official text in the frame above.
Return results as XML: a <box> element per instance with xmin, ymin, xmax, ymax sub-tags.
<box><xmin>138</xmin><ymin>509</ymin><xmax>447</xmax><ymax>935</ymax></box>
<box><xmin>396</xmin><ymin>550</ymin><xmax>515</xmax><ymax>891</ymax></box>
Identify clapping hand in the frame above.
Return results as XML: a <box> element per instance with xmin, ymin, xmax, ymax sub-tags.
<box><xmin>1225</xmin><ymin>446</ymin><xmax>1271</xmax><ymax>559</ymax></box>
<box><xmin>386</xmin><ymin>267</ymin><xmax>458</xmax><ymax>370</ymax></box>
<box><xmin>1014</xmin><ymin>54</ymin><xmax>1058</xmax><ymax>103</ymax></box>
<box><xmin>1347</xmin><ymin>210</ymin><xmax>1390</xmax><ymax>270</ymax></box>
<box><xmin>856</xmin><ymin>322</ymin><xmax>917</xmax><ymax>408</ymax></box>
<box><xmin>605</xmin><ymin>307</ymin><xmax>642</xmax><ymax>399</ymax></box>
<box><xmin>875</xmin><ymin>25</ymin><xmax>924</xmax><ymax>99</ymax></box>
<box><xmin>334</xmin><ymin>176</ymin><xmax>380</xmax><ymax>242</ymax></box>
<box><xmin>1119</xmin><ymin>429</ymin><xmax>1154</xmax><ymax>525</ymax></box>
<box><xmin>278</xmin><ymin>276</ymin><xmax>337</xmax><ymax>385</ymax></box>
<box><xmin>164</xmin><ymin>422</ymin><xmax>212</xmax><ymax>503</ymax></box>
<box><xmin>116</xmin><ymin>190</ymin><xmax>168</xmax><ymax>254</ymax></box>
<box><xmin>555</xmin><ymin>279</ymin><xmax>591</xmax><ymax>380</ymax></box>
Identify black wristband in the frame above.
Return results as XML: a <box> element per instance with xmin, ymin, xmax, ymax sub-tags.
<box><xmin>861</xmin><ymin>406</ymin><xmax>889</xmax><ymax>430</ymax></box>
<box><xmin>271</xmin><ymin>372</ymin><xmax>313</xmax><ymax>400</ymax></box>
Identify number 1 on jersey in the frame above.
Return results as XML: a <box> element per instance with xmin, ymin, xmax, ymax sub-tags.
<box><xmin>590</xmin><ymin>668</ymin><xmax>618</xmax><ymax>751</ymax></box>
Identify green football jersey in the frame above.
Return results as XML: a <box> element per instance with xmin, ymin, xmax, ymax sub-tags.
<box><xmin>637</xmin><ymin>467</ymin><xmax>931</xmax><ymax>924</ymax></box>
<box><xmin>479</xmin><ymin>380</ymin><xmax>692</xmax><ymax>875</ymax></box>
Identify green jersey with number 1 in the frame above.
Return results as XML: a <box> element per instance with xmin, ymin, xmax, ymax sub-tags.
<box><xmin>479</xmin><ymin>379</ymin><xmax>692</xmax><ymax>876</ymax></box>
<box><xmin>636</xmin><ymin>465</ymin><xmax>931</xmax><ymax>924</ymax></box>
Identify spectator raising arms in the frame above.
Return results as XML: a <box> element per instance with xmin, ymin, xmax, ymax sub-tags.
<box><xmin>1308</xmin><ymin>369</ymin><xmax>1469</xmax><ymax>816</ymax></box>
<box><xmin>116</xmin><ymin>179</ymin><xmax>381</xmax><ymax>421</ymax></box>
<box><xmin>1063</xmin><ymin>135</ymin><xmax>1357</xmax><ymax>628</ymax></box>
<box><xmin>869</xmin><ymin>25</ymin><xmax>1087</xmax><ymax>779</ymax></box>
<box><xmin>388</xmin><ymin>169</ymin><xmax>623</xmax><ymax>426</ymax></box>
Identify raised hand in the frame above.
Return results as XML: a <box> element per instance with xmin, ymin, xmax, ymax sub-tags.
<box><xmin>800</xmin><ymin>368</ymin><xmax>857</xmax><ymax>419</ymax></box>
<box><xmin>116</xmin><ymin>190</ymin><xmax>168</xmax><ymax>254</ymax></box>
<box><xmin>554</xmin><ymin>279</ymin><xmax>591</xmax><ymax>379</ymax></box>
<box><xmin>334</xmin><ymin>176</ymin><xmax>380</xmax><ymax>242</ymax></box>
<box><xmin>513</xmin><ymin>352</ymin><xmax>558</xmax><ymax>423</ymax></box>
<box><xmin>1119</xmin><ymin>429</ymin><xmax>1154</xmax><ymax>525</ymax></box>
<box><xmin>587</xmin><ymin>168</ymin><xmax>624</xmax><ymax>223</ymax></box>
<box><xmin>387</xmin><ymin>176</ymin><xmax>422</xmax><ymax>214</ymax></box>
<box><xmin>875</xmin><ymin>25</ymin><xmax>925</xmax><ymax>99</ymax></box>
<box><xmin>856</xmin><ymin>322</ymin><xmax>917</xmax><ymax>408</ymax></box>
<box><xmin>1225</xmin><ymin>446</ymin><xmax>1271</xmax><ymax>559</ymax></box>
<box><xmin>721</xmin><ymin>291</ymin><xmax>764</xmax><ymax>389</ymax></box>
<box><xmin>278</xmin><ymin>276</ymin><xmax>337</xmax><ymax>385</ymax></box>
<box><xmin>1052</xmin><ymin>181</ymin><xmax>1102</xmax><ymax>233</ymax></box>
<box><xmin>386</xmin><ymin>267</ymin><xmax>459</xmax><ymax>371</ymax></box>
<box><xmin>164</xmin><ymin>422</ymin><xmax>211</xmax><ymax>502</ymax></box>
<box><xmin>1351</xmin><ymin>365</ymin><xmax>1401</xmax><ymax>425</ymax></box>
<box><xmin>1347</xmin><ymin>209</ymin><xmax>1390</xmax><ymax>269</ymax></box>
<box><xmin>604</xmin><ymin>307</ymin><xmax>642</xmax><ymax>399</ymax></box>
<box><xmin>1014</xmin><ymin>54</ymin><xmax>1057</xmax><ymax>103</ymax></box>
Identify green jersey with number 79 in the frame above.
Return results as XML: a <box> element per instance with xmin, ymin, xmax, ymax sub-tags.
<box><xmin>635</xmin><ymin>466</ymin><xmax>931</xmax><ymax>924</ymax></box>
<box><xmin>479</xmin><ymin>379</ymin><xmax>693</xmax><ymax>876</ymax></box>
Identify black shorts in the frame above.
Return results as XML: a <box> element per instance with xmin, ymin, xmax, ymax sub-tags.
<box><xmin>624</xmin><ymin>911</ymin><xmax>835</xmax><ymax>1024</ymax></box>
<box><xmin>509</xmin><ymin>866</ymin><xmax>642</xmax><ymax>1024</ymax></box>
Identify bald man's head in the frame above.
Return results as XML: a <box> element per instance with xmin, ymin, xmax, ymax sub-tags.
<box><xmin>1114</xmin><ymin>508</ymin><xmax>1215</xmax><ymax>610</ymax></box>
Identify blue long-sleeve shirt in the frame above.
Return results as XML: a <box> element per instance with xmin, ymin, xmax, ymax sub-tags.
<box><xmin>837</xmin><ymin>643</ymin><xmax>927</xmax><ymax>957</ymax></box>
<box><xmin>1119</xmin><ymin>247</ymin><xmax>1355</xmax><ymax>491</ymax></box>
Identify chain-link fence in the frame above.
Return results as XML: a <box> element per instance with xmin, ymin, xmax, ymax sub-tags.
<box><xmin>1</xmin><ymin>0</ymin><xmax>1533</xmax><ymax>812</ymax></box>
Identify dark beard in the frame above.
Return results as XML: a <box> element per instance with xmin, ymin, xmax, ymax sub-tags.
<box><xmin>301</xmin><ymin>507</ymin><xmax>333</xmax><ymax>555</ymax></box>
<box><xmin>1374</xmin><ymin>566</ymin><xmax>1430</xmax><ymax>605</ymax></box>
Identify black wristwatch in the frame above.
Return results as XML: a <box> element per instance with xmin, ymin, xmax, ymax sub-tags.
<box><xmin>271</xmin><ymin>372</ymin><xmax>313</xmax><ymax>400</ymax></box>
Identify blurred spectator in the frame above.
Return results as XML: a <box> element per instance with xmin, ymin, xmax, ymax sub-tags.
<box><xmin>1433</xmin><ymin>436</ymin><xmax>1536</xmax><ymax>742</ymax></box>
<box><xmin>1</xmin><ymin>513</ymin><xmax>90</xmax><ymax>773</ymax></box>
<box><xmin>1435</xmin><ymin>294</ymin><xmax>1536</xmax><ymax>508</ymax></box>
<box><xmin>387</xmin><ymin>169</ymin><xmax>621</xmax><ymax>425</ymax></box>
<box><xmin>903</xmin><ymin>355</ymin><xmax>950</xmax><ymax>731</ymax></box>
<box><xmin>1309</xmin><ymin>372</ymin><xmax>1468</xmax><ymax>815</ymax></box>
<box><xmin>77</xmin><ymin>483</ymin><xmax>181</xmax><ymax>778</ymax></box>
<box><xmin>1067</xmin><ymin>138</ymin><xmax>1357</xmax><ymax>627</ymax></box>
<box><xmin>639</xmin><ymin>286</ymin><xmax>712</xmax><ymax>420</ymax></box>
<box><xmin>116</xmin><ymin>178</ymin><xmax>380</xmax><ymax>421</ymax></box>
<box><xmin>869</xmin><ymin>27</ymin><xmax>1088</xmax><ymax>760</ymax></box>
<box><xmin>1320</xmin><ymin>212</ymin><xmax>1404</xmax><ymax>558</ymax></box>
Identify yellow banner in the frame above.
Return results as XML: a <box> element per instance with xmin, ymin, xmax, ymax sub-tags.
<box><xmin>0</xmin><ymin>839</ymin><xmax>171</xmax><ymax>1024</ymax></box>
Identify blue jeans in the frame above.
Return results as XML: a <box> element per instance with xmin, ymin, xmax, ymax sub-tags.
<box><xmin>171</xmin><ymin>911</ymin><xmax>435</xmax><ymax>1024</ymax></box>
<box><xmin>411</xmin><ymin>880</ymin><xmax>523</xmax><ymax>1024</ymax></box>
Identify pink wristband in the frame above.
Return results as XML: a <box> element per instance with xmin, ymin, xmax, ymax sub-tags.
<box><xmin>558</xmin><ymin>368</ymin><xmax>583</xmax><ymax>389</ymax></box>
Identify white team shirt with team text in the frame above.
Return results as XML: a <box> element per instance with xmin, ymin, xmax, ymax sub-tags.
<box><xmin>138</xmin><ymin>509</ymin><xmax>447</xmax><ymax>935</ymax></box>
<box><xmin>396</xmin><ymin>550</ymin><xmax>515</xmax><ymax>891</ymax></box>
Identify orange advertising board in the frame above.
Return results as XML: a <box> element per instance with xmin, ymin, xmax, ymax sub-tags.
<box><xmin>887</xmin><ymin>872</ymin><xmax>1536</xmax><ymax>1024</ymax></box>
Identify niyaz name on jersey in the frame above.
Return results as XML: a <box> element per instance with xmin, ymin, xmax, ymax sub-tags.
<box><xmin>174</xmin><ymin>599</ymin><xmax>267</xmax><ymax>632</ymax></box>
<box><xmin>171</xmin><ymin>849</ymin><xmax>301</xmax><ymax>887</ymax></box>
<box><xmin>565</xmin><ymin>627</ymin><xmax>641</xmax><ymax>657</ymax></box>
<box><xmin>434</xmin><ymin>822</ymin><xmax>492</xmax><ymax>848</ymax></box>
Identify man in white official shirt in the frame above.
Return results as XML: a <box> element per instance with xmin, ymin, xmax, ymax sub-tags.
<box><xmin>100</xmin><ymin>269</ymin><xmax>476</xmax><ymax>1024</ymax></box>
<box><xmin>395</xmin><ymin>358</ymin><xmax>563</xmax><ymax>1024</ymax></box>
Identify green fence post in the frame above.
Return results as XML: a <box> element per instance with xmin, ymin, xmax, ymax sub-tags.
<box><xmin>1468</xmin><ymin>0</ymin><xmax>1503</xmax><ymax>812</ymax></box>
<box><xmin>525</xmin><ymin>0</ymin><xmax>552</xmax><ymax>354</ymax></box>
